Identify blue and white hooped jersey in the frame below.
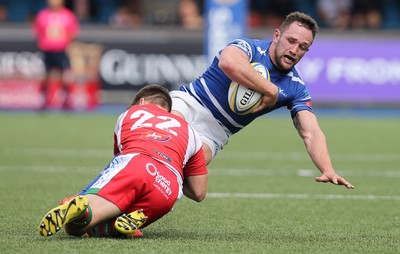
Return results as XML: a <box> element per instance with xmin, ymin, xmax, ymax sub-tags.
<box><xmin>179</xmin><ymin>38</ymin><xmax>313</xmax><ymax>135</ymax></box>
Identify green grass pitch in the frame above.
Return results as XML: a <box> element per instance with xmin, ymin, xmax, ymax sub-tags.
<box><xmin>0</xmin><ymin>111</ymin><xmax>399</xmax><ymax>253</ymax></box>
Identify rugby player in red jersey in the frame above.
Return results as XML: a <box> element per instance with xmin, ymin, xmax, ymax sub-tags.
<box><xmin>38</xmin><ymin>84</ymin><xmax>208</xmax><ymax>238</ymax></box>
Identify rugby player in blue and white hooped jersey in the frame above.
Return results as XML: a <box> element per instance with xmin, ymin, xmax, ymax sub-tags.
<box><xmin>171</xmin><ymin>12</ymin><xmax>354</xmax><ymax>189</ymax></box>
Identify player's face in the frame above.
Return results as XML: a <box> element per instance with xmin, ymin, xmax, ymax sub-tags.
<box><xmin>271</xmin><ymin>22</ymin><xmax>313</xmax><ymax>71</ymax></box>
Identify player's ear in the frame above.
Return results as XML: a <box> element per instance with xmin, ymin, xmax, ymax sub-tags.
<box><xmin>138</xmin><ymin>98</ymin><xmax>146</xmax><ymax>105</ymax></box>
<box><xmin>273</xmin><ymin>29</ymin><xmax>280</xmax><ymax>42</ymax></box>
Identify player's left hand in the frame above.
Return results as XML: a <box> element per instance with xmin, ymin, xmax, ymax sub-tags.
<box><xmin>315</xmin><ymin>173</ymin><xmax>354</xmax><ymax>189</ymax></box>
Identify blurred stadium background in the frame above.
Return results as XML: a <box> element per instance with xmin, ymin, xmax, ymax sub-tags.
<box><xmin>0</xmin><ymin>0</ymin><xmax>399</xmax><ymax>111</ymax></box>
<box><xmin>1</xmin><ymin>2</ymin><xmax>399</xmax><ymax>251</ymax></box>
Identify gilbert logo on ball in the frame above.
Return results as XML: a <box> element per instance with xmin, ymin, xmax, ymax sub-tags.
<box><xmin>228</xmin><ymin>62</ymin><xmax>270</xmax><ymax>115</ymax></box>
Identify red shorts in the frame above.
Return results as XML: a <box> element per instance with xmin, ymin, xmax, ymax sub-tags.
<box><xmin>86</xmin><ymin>153</ymin><xmax>181</xmax><ymax>227</ymax></box>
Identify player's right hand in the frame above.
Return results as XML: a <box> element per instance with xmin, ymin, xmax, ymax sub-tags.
<box><xmin>253</xmin><ymin>84</ymin><xmax>278</xmax><ymax>113</ymax></box>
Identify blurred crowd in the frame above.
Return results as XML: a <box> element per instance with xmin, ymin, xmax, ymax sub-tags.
<box><xmin>0</xmin><ymin>0</ymin><xmax>399</xmax><ymax>30</ymax></box>
<box><xmin>249</xmin><ymin>0</ymin><xmax>400</xmax><ymax>30</ymax></box>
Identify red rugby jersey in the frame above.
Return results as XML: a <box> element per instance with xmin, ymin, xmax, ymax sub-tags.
<box><xmin>113</xmin><ymin>104</ymin><xmax>207</xmax><ymax>178</ymax></box>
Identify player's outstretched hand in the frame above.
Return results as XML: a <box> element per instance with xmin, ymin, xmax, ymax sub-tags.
<box><xmin>315</xmin><ymin>173</ymin><xmax>354</xmax><ymax>189</ymax></box>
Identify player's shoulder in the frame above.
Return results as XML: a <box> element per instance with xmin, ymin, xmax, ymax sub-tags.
<box><xmin>273</xmin><ymin>67</ymin><xmax>307</xmax><ymax>94</ymax></box>
<box><xmin>186</xmin><ymin>123</ymin><xmax>204</xmax><ymax>152</ymax></box>
<box><xmin>231</xmin><ymin>38</ymin><xmax>270</xmax><ymax>48</ymax></box>
<box><xmin>282</xmin><ymin>69</ymin><xmax>310</xmax><ymax>99</ymax></box>
<box><xmin>286</xmin><ymin>68</ymin><xmax>305</xmax><ymax>86</ymax></box>
<box><xmin>229</xmin><ymin>38</ymin><xmax>271</xmax><ymax>61</ymax></box>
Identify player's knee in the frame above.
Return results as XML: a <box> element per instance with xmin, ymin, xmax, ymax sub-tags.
<box><xmin>196</xmin><ymin>192</ymin><xmax>207</xmax><ymax>202</ymax></box>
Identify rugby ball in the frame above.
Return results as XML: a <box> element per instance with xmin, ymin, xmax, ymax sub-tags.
<box><xmin>228</xmin><ymin>62</ymin><xmax>270</xmax><ymax>115</ymax></box>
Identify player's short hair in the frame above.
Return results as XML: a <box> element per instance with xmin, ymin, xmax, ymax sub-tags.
<box><xmin>129</xmin><ymin>84</ymin><xmax>172</xmax><ymax>112</ymax></box>
<box><xmin>280</xmin><ymin>12</ymin><xmax>319</xmax><ymax>39</ymax></box>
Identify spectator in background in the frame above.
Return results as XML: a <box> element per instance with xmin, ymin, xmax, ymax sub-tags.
<box><xmin>248</xmin><ymin>0</ymin><xmax>266</xmax><ymax>28</ymax></box>
<box><xmin>351</xmin><ymin>0</ymin><xmax>383</xmax><ymax>29</ymax></box>
<box><xmin>316</xmin><ymin>0</ymin><xmax>352</xmax><ymax>30</ymax></box>
<box><xmin>264</xmin><ymin>0</ymin><xmax>296</xmax><ymax>27</ymax></box>
<box><xmin>248</xmin><ymin>0</ymin><xmax>296</xmax><ymax>28</ymax></box>
<box><xmin>109</xmin><ymin>1</ymin><xmax>143</xmax><ymax>28</ymax></box>
<box><xmin>178</xmin><ymin>0</ymin><xmax>203</xmax><ymax>29</ymax></box>
<box><xmin>33</xmin><ymin>0</ymin><xmax>80</xmax><ymax>110</ymax></box>
<box><xmin>0</xmin><ymin>3</ymin><xmax>6</xmax><ymax>22</ymax></box>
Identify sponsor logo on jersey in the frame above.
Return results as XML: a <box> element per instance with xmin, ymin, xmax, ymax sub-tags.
<box><xmin>278</xmin><ymin>88</ymin><xmax>287</xmax><ymax>97</ymax></box>
<box><xmin>145</xmin><ymin>163</ymin><xmax>173</xmax><ymax>198</ymax></box>
<box><xmin>256</xmin><ymin>46</ymin><xmax>267</xmax><ymax>56</ymax></box>
<box><xmin>141</xmin><ymin>131</ymin><xmax>171</xmax><ymax>142</ymax></box>
<box><xmin>152</xmin><ymin>148</ymin><xmax>171</xmax><ymax>162</ymax></box>
<box><xmin>287</xmin><ymin>71</ymin><xmax>305</xmax><ymax>85</ymax></box>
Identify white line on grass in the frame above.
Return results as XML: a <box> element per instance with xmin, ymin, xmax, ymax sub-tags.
<box><xmin>207</xmin><ymin>193</ymin><xmax>400</xmax><ymax>201</ymax></box>
<box><xmin>2</xmin><ymin>165</ymin><xmax>398</xmax><ymax>201</ymax></box>
<box><xmin>209</xmin><ymin>168</ymin><xmax>400</xmax><ymax>178</ymax></box>
<box><xmin>296</xmin><ymin>169</ymin><xmax>400</xmax><ymax>178</ymax></box>
<box><xmin>0</xmin><ymin>165</ymin><xmax>101</xmax><ymax>173</ymax></box>
<box><xmin>2</xmin><ymin>148</ymin><xmax>111</xmax><ymax>158</ymax></box>
<box><xmin>3</xmin><ymin>148</ymin><xmax>400</xmax><ymax>162</ymax></box>
<box><xmin>1</xmin><ymin>165</ymin><xmax>400</xmax><ymax>178</ymax></box>
<box><xmin>217</xmin><ymin>151</ymin><xmax>400</xmax><ymax>162</ymax></box>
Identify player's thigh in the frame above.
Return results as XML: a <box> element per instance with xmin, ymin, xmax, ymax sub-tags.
<box><xmin>83</xmin><ymin>154</ymin><xmax>144</xmax><ymax>212</ymax></box>
<box><xmin>170</xmin><ymin>91</ymin><xmax>228</xmax><ymax>157</ymax></box>
<box><xmin>125</xmin><ymin>159</ymin><xmax>182</xmax><ymax>227</ymax></box>
<box><xmin>85</xmin><ymin>194</ymin><xmax>122</xmax><ymax>225</ymax></box>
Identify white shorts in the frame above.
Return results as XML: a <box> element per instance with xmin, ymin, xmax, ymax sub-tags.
<box><xmin>170</xmin><ymin>90</ymin><xmax>229</xmax><ymax>158</ymax></box>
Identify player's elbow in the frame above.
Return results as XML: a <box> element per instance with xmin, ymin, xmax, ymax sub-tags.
<box><xmin>192</xmin><ymin>191</ymin><xmax>207</xmax><ymax>202</ymax></box>
<box><xmin>218</xmin><ymin>56</ymin><xmax>237</xmax><ymax>76</ymax></box>
<box><xmin>302</xmin><ymin>129</ymin><xmax>326</xmax><ymax>148</ymax></box>
<box><xmin>184</xmin><ymin>175</ymin><xmax>208</xmax><ymax>202</ymax></box>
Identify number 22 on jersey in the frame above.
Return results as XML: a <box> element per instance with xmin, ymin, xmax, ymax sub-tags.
<box><xmin>129</xmin><ymin>109</ymin><xmax>181</xmax><ymax>137</ymax></box>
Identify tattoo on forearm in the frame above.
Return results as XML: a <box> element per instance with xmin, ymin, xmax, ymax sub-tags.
<box><xmin>293</xmin><ymin>114</ymin><xmax>301</xmax><ymax>133</ymax></box>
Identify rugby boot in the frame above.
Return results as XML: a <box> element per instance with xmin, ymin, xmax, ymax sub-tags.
<box><xmin>38</xmin><ymin>195</ymin><xmax>89</xmax><ymax>237</ymax></box>
<box><xmin>128</xmin><ymin>229</ymin><xmax>144</xmax><ymax>237</ymax></box>
<box><xmin>114</xmin><ymin>209</ymin><xmax>147</xmax><ymax>235</ymax></box>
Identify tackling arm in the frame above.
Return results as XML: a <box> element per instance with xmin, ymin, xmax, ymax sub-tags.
<box><xmin>183</xmin><ymin>174</ymin><xmax>208</xmax><ymax>202</ymax></box>
<box><xmin>293</xmin><ymin>110</ymin><xmax>354</xmax><ymax>189</ymax></box>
